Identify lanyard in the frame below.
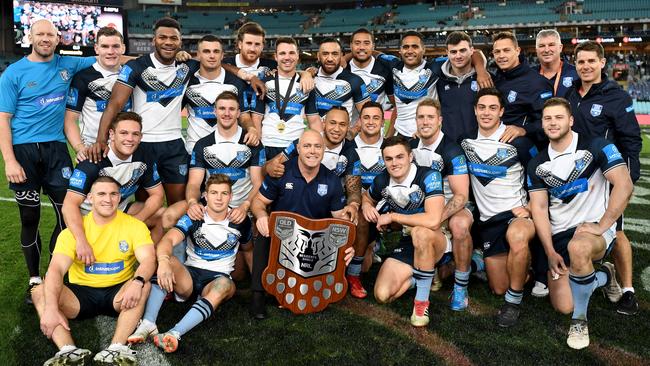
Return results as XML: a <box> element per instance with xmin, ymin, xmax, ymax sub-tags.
<box><xmin>540</xmin><ymin>61</ymin><xmax>563</xmax><ymax>95</ymax></box>
<box><xmin>274</xmin><ymin>73</ymin><xmax>297</xmax><ymax>121</ymax></box>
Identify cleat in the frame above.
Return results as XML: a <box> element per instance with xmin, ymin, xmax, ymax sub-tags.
<box><xmin>470</xmin><ymin>249</ymin><xmax>488</xmax><ymax>282</ymax></box>
<box><xmin>346</xmin><ymin>275</ymin><xmax>367</xmax><ymax>299</ymax></box>
<box><xmin>127</xmin><ymin>320</ymin><xmax>158</xmax><ymax>344</ymax></box>
<box><xmin>450</xmin><ymin>285</ymin><xmax>469</xmax><ymax>311</ymax></box>
<box><xmin>410</xmin><ymin>300</ymin><xmax>430</xmax><ymax>327</ymax></box>
<box><xmin>43</xmin><ymin>346</ymin><xmax>92</xmax><ymax>366</ymax></box>
<box><xmin>430</xmin><ymin>271</ymin><xmax>442</xmax><ymax>292</ymax></box>
<box><xmin>566</xmin><ymin>319</ymin><xmax>589</xmax><ymax>349</ymax></box>
<box><xmin>496</xmin><ymin>302</ymin><xmax>520</xmax><ymax>328</ymax></box>
<box><xmin>372</xmin><ymin>253</ymin><xmax>382</xmax><ymax>264</ymax></box>
<box><xmin>531</xmin><ymin>281</ymin><xmax>549</xmax><ymax>298</ymax></box>
<box><xmin>26</xmin><ymin>282</ymin><xmax>40</xmax><ymax>306</ymax></box>
<box><xmin>93</xmin><ymin>344</ymin><xmax>137</xmax><ymax>365</ymax></box>
<box><xmin>153</xmin><ymin>331</ymin><xmax>180</xmax><ymax>353</ymax></box>
<box><xmin>600</xmin><ymin>262</ymin><xmax>622</xmax><ymax>303</ymax></box>
<box><xmin>617</xmin><ymin>291</ymin><xmax>639</xmax><ymax>316</ymax></box>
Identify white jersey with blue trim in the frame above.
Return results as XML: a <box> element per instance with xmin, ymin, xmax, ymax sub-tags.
<box><xmin>66</xmin><ymin>62</ymin><xmax>130</xmax><ymax>145</ymax></box>
<box><xmin>174</xmin><ymin>212</ymin><xmax>252</xmax><ymax>273</ymax></box>
<box><xmin>353</xmin><ymin>135</ymin><xmax>385</xmax><ymax>189</ymax></box>
<box><xmin>527</xmin><ymin>132</ymin><xmax>626</xmax><ymax>234</ymax></box>
<box><xmin>183</xmin><ymin>68</ymin><xmax>247</xmax><ymax>153</ymax></box>
<box><xmin>117</xmin><ymin>54</ymin><xmax>199</xmax><ymax>142</ymax></box>
<box><xmin>461</xmin><ymin>123</ymin><xmax>537</xmax><ymax>221</ymax></box>
<box><xmin>314</xmin><ymin>67</ymin><xmax>370</xmax><ymax>124</ymax></box>
<box><xmin>349</xmin><ymin>56</ymin><xmax>393</xmax><ymax>122</ymax></box>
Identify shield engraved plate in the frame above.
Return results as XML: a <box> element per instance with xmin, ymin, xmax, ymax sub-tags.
<box><xmin>263</xmin><ymin>211</ymin><xmax>355</xmax><ymax>314</ymax></box>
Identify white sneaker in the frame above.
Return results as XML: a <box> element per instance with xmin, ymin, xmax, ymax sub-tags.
<box><xmin>567</xmin><ymin>320</ymin><xmax>589</xmax><ymax>350</ymax></box>
<box><xmin>93</xmin><ymin>344</ymin><xmax>137</xmax><ymax>365</ymax></box>
<box><xmin>531</xmin><ymin>281</ymin><xmax>549</xmax><ymax>298</ymax></box>
<box><xmin>127</xmin><ymin>320</ymin><xmax>158</xmax><ymax>344</ymax></box>
<box><xmin>44</xmin><ymin>346</ymin><xmax>91</xmax><ymax>366</ymax></box>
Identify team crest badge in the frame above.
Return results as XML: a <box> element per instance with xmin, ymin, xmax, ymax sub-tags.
<box><xmin>507</xmin><ymin>90</ymin><xmax>517</xmax><ymax>103</ymax></box>
<box><xmin>179</xmin><ymin>164</ymin><xmax>188</xmax><ymax>176</ymax></box>
<box><xmin>317</xmin><ymin>184</ymin><xmax>328</xmax><ymax>196</ymax></box>
<box><xmin>483</xmin><ymin>241</ymin><xmax>491</xmax><ymax>251</ymax></box>
<box><xmin>471</xmin><ymin>80</ymin><xmax>479</xmax><ymax>91</ymax></box>
<box><xmin>61</xmin><ymin>167</ymin><xmax>72</xmax><ymax>179</ymax></box>
<box><xmin>236</xmin><ymin>151</ymin><xmax>247</xmax><ymax>163</ymax></box>
<box><xmin>295</xmin><ymin>88</ymin><xmax>304</xmax><ymax>98</ymax></box>
<box><xmin>176</xmin><ymin>68</ymin><xmax>188</xmax><ymax>79</ymax></box>
<box><xmin>227</xmin><ymin>233</ymin><xmax>238</xmax><ymax>245</ymax></box>
<box><xmin>563</xmin><ymin>77</ymin><xmax>573</xmax><ymax>88</ymax></box>
<box><xmin>335</xmin><ymin>85</ymin><xmax>345</xmax><ymax>95</ymax></box>
<box><xmin>368</xmin><ymin>79</ymin><xmax>378</xmax><ymax>88</ymax></box>
<box><xmin>118</xmin><ymin>240</ymin><xmax>129</xmax><ymax>253</ymax></box>
<box><xmin>59</xmin><ymin>69</ymin><xmax>70</xmax><ymax>81</ymax></box>
<box><xmin>409</xmin><ymin>191</ymin><xmax>421</xmax><ymax>203</ymax></box>
<box><xmin>335</xmin><ymin>161</ymin><xmax>346</xmax><ymax>176</ymax></box>
<box><xmin>575</xmin><ymin>159</ymin><xmax>585</xmax><ymax>171</ymax></box>
<box><xmin>419</xmin><ymin>74</ymin><xmax>428</xmax><ymax>83</ymax></box>
<box><xmin>497</xmin><ymin>148</ymin><xmax>509</xmax><ymax>160</ymax></box>
<box><xmin>263</xmin><ymin>212</ymin><xmax>355</xmax><ymax>314</ymax></box>
<box><xmin>590</xmin><ymin>104</ymin><xmax>603</xmax><ymax>117</ymax></box>
<box><xmin>444</xmin><ymin>84</ymin><xmax>450</xmax><ymax>91</ymax></box>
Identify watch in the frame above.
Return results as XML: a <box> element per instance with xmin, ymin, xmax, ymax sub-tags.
<box><xmin>133</xmin><ymin>275</ymin><xmax>145</xmax><ymax>287</ymax></box>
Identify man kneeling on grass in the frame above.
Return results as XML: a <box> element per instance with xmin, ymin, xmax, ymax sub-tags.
<box><xmin>128</xmin><ymin>174</ymin><xmax>252</xmax><ymax>353</ymax></box>
<box><xmin>32</xmin><ymin>176</ymin><xmax>156</xmax><ymax>365</ymax></box>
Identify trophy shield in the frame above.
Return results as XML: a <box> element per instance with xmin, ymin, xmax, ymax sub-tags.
<box><xmin>263</xmin><ymin>211</ymin><xmax>356</xmax><ymax>314</ymax></box>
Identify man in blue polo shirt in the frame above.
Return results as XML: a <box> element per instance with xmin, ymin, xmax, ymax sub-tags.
<box><xmin>0</xmin><ymin>19</ymin><xmax>97</xmax><ymax>303</ymax></box>
<box><xmin>250</xmin><ymin>130</ymin><xmax>357</xmax><ymax>319</ymax></box>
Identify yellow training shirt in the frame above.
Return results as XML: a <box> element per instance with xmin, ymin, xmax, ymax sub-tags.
<box><xmin>53</xmin><ymin>211</ymin><xmax>153</xmax><ymax>287</ymax></box>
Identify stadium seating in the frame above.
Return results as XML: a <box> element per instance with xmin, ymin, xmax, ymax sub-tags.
<box><xmin>309</xmin><ymin>6</ymin><xmax>389</xmax><ymax>34</ymax></box>
<box><xmin>128</xmin><ymin>9</ymin><xmax>239</xmax><ymax>36</ymax></box>
<box><xmin>247</xmin><ymin>12</ymin><xmax>309</xmax><ymax>35</ymax></box>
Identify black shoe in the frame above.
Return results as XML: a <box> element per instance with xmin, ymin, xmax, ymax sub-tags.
<box><xmin>249</xmin><ymin>291</ymin><xmax>267</xmax><ymax>320</ymax></box>
<box><xmin>497</xmin><ymin>302</ymin><xmax>520</xmax><ymax>328</ymax></box>
<box><xmin>25</xmin><ymin>283</ymin><xmax>39</xmax><ymax>306</ymax></box>
<box><xmin>617</xmin><ymin>291</ymin><xmax>639</xmax><ymax>316</ymax></box>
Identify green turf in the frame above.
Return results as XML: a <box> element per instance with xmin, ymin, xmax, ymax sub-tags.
<box><xmin>0</xmin><ymin>136</ymin><xmax>649</xmax><ymax>365</ymax></box>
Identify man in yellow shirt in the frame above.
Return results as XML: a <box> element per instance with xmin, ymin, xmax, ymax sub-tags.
<box><xmin>31</xmin><ymin>176</ymin><xmax>156</xmax><ymax>366</ymax></box>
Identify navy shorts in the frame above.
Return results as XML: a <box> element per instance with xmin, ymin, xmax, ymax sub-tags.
<box><xmin>139</xmin><ymin>139</ymin><xmax>188</xmax><ymax>184</ymax></box>
<box><xmin>10</xmin><ymin>142</ymin><xmax>72</xmax><ymax>193</ymax></box>
<box><xmin>544</xmin><ymin>226</ymin><xmax>617</xmax><ymax>270</ymax></box>
<box><xmin>389</xmin><ymin>235</ymin><xmax>452</xmax><ymax>268</ymax></box>
<box><xmin>186</xmin><ymin>266</ymin><xmax>231</xmax><ymax>297</ymax></box>
<box><xmin>477</xmin><ymin>211</ymin><xmax>518</xmax><ymax>258</ymax></box>
<box><xmin>67</xmin><ymin>281</ymin><xmax>125</xmax><ymax>319</ymax></box>
<box><xmin>265</xmin><ymin>146</ymin><xmax>286</xmax><ymax>161</ymax></box>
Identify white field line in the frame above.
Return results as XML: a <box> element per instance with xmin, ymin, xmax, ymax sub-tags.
<box><xmin>641</xmin><ymin>266</ymin><xmax>650</xmax><ymax>292</ymax></box>
<box><xmin>0</xmin><ymin>196</ymin><xmax>52</xmax><ymax>207</ymax></box>
<box><xmin>95</xmin><ymin>315</ymin><xmax>171</xmax><ymax>366</ymax></box>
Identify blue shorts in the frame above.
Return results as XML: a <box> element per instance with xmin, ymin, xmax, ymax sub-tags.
<box><xmin>389</xmin><ymin>235</ymin><xmax>452</xmax><ymax>268</ymax></box>
<box><xmin>186</xmin><ymin>266</ymin><xmax>231</xmax><ymax>298</ymax></box>
<box><xmin>67</xmin><ymin>281</ymin><xmax>125</xmax><ymax>320</ymax></box>
<box><xmin>265</xmin><ymin>146</ymin><xmax>286</xmax><ymax>161</ymax></box>
<box><xmin>10</xmin><ymin>142</ymin><xmax>72</xmax><ymax>193</ymax></box>
<box><xmin>477</xmin><ymin>211</ymin><xmax>517</xmax><ymax>258</ymax></box>
<box><xmin>139</xmin><ymin>139</ymin><xmax>188</xmax><ymax>184</ymax></box>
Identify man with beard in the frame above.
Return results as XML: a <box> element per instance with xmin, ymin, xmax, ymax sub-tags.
<box><xmin>0</xmin><ymin>19</ymin><xmax>98</xmax><ymax>303</ymax></box>
<box><xmin>528</xmin><ymin>97</ymin><xmax>632</xmax><ymax>349</ymax></box>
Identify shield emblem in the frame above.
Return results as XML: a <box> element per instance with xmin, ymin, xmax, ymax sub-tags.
<box><xmin>227</xmin><ymin>233</ymin><xmax>238</xmax><ymax>245</ymax></box>
<box><xmin>444</xmin><ymin>84</ymin><xmax>450</xmax><ymax>91</ymax></box>
<box><xmin>176</xmin><ymin>68</ymin><xmax>188</xmax><ymax>79</ymax></box>
<box><xmin>590</xmin><ymin>104</ymin><xmax>603</xmax><ymax>117</ymax></box>
<box><xmin>295</xmin><ymin>88</ymin><xmax>304</xmax><ymax>98</ymax></box>
<box><xmin>562</xmin><ymin>77</ymin><xmax>573</xmax><ymax>88</ymax></box>
<box><xmin>119</xmin><ymin>240</ymin><xmax>129</xmax><ymax>253</ymax></box>
<box><xmin>59</xmin><ymin>69</ymin><xmax>69</xmax><ymax>81</ymax></box>
<box><xmin>178</xmin><ymin>164</ymin><xmax>188</xmax><ymax>176</ymax></box>
<box><xmin>317</xmin><ymin>184</ymin><xmax>328</xmax><ymax>196</ymax></box>
<box><xmin>409</xmin><ymin>191</ymin><xmax>421</xmax><ymax>203</ymax></box>
<box><xmin>335</xmin><ymin>161</ymin><xmax>346</xmax><ymax>176</ymax></box>
<box><xmin>497</xmin><ymin>148</ymin><xmax>509</xmax><ymax>160</ymax></box>
<box><xmin>236</xmin><ymin>151</ymin><xmax>247</xmax><ymax>163</ymax></box>
<box><xmin>61</xmin><ymin>167</ymin><xmax>72</xmax><ymax>179</ymax></box>
<box><xmin>263</xmin><ymin>212</ymin><xmax>355</xmax><ymax>314</ymax></box>
<box><xmin>471</xmin><ymin>80</ymin><xmax>479</xmax><ymax>91</ymax></box>
<box><xmin>335</xmin><ymin>85</ymin><xmax>345</xmax><ymax>95</ymax></box>
<box><xmin>575</xmin><ymin>158</ymin><xmax>585</xmax><ymax>171</ymax></box>
<box><xmin>507</xmin><ymin>90</ymin><xmax>517</xmax><ymax>103</ymax></box>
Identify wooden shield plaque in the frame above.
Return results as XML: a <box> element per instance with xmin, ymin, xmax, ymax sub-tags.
<box><xmin>262</xmin><ymin>211</ymin><xmax>356</xmax><ymax>314</ymax></box>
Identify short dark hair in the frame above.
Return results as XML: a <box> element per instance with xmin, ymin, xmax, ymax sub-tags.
<box><xmin>360</xmin><ymin>101</ymin><xmax>384</xmax><ymax>115</ymax></box>
<box><xmin>154</xmin><ymin>17</ymin><xmax>181</xmax><ymax>33</ymax></box>
<box><xmin>237</xmin><ymin>22</ymin><xmax>265</xmax><ymax>42</ymax></box>
<box><xmin>111</xmin><ymin>112</ymin><xmax>142</xmax><ymax>130</ymax></box>
<box><xmin>276</xmin><ymin>37</ymin><xmax>298</xmax><ymax>52</ymax></box>
<box><xmin>401</xmin><ymin>30</ymin><xmax>425</xmax><ymax>45</ymax></box>
<box><xmin>320</xmin><ymin>37</ymin><xmax>342</xmax><ymax>50</ymax></box>
<box><xmin>205</xmin><ymin>173</ymin><xmax>232</xmax><ymax>192</ymax></box>
<box><xmin>325</xmin><ymin>106</ymin><xmax>349</xmax><ymax>121</ymax></box>
<box><xmin>543</xmin><ymin>97</ymin><xmax>572</xmax><ymax>116</ymax></box>
<box><xmin>381</xmin><ymin>135</ymin><xmax>411</xmax><ymax>154</ymax></box>
<box><xmin>492</xmin><ymin>31</ymin><xmax>518</xmax><ymax>47</ymax></box>
<box><xmin>96</xmin><ymin>26</ymin><xmax>123</xmax><ymax>43</ymax></box>
<box><xmin>198</xmin><ymin>34</ymin><xmax>223</xmax><ymax>46</ymax></box>
<box><xmin>446</xmin><ymin>31</ymin><xmax>472</xmax><ymax>47</ymax></box>
<box><xmin>91</xmin><ymin>176</ymin><xmax>121</xmax><ymax>190</ymax></box>
<box><xmin>351</xmin><ymin>28</ymin><xmax>374</xmax><ymax>42</ymax></box>
<box><xmin>215</xmin><ymin>91</ymin><xmax>239</xmax><ymax>107</ymax></box>
<box><xmin>474</xmin><ymin>87</ymin><xmax>505</xmax><ymax>108</ymax></box>
<box><xmin>574</xmin><ymin>40</ymin><xmax>604</xmax><ymax>59</ymax></box>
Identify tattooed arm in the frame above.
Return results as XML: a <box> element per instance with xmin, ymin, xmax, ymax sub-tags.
<box><xmin>441</xmin><ymin>173</ymin><xmax>469</xmax><ymax>222</ymax></box>
<box><xmin>344</xmin><ymin>174</ymin><xmax>362</xmax><ymax>206</ymax></box>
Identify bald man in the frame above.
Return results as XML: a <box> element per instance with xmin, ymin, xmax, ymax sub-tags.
<box><xmin>249</xmin><ymin>130</ymin><xmax>356</xmax><ymax>318</ymax></box>
<box><xmin>0</xmin><ymin>19</ymin><xmax>100</xmax><ymax>303</ymax></box>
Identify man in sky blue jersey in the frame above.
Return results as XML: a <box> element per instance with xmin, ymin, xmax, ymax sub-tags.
<box><xmin>0</xmin><ymin>19</ymin><xmax>98</xmax><ymax>303</ymax></box>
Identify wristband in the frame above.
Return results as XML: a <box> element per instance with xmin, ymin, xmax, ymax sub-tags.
<box><xmin>133</xmin><ymin>275</ymin><xmax>145</xmax><ymax>287</ymax></box>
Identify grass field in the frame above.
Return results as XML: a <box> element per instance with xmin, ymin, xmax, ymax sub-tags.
<box><xmin>1</xmin><ymin>127</ymin><xmax>649</xmax><ymax>366</ymax></box>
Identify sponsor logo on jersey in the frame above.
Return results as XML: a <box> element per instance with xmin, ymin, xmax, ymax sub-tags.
<box><xmin>85</xmin><ymin>261</ymin><xmax>125</xmax><ymax>274</ymax></box>
<box><xmin>285</xmin><ymin>182</ymin><xmax>294</xmax><ymax>190</ymax></box>
<box><xmin>177</xmin><ymin>215</ymin><xmax>192</xmax><ymax>231</ymax></box>
<box><xmin>69</xmin><ymin>170</ymin><xmax>87</xmax><ymax>189</ymax></box>
<box><xmin>625</xmin><ymin>105</ymin><xmax>634</xmax><ymax>113</ymax></box>
<box><xmin>590</xmin><ymin>104</ymin><xmax>603</xmax><ymax>117</ymax></box>
<box><xmin>602</xmin><ymin>144</ymin><xmax>622</xmax><ymax>164</ymax></box>
<box><xmin>540</xmin><ymin>91</ymin><xmax>552</xmax><ymax>99</ymax></box>
<box><xmin>317</xmin><ymin>184</ymin><xmax>328</xmax><ymax>196</ymax></box>
<box><xmin>118</xmin><ymin>240</ymin><xmax>129</xmax><ymax>253</ymax></box>
<box><xmin>507</xmin><ymin>90</ymin><xmax>517</xmax><ymax>103</ymax></box>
